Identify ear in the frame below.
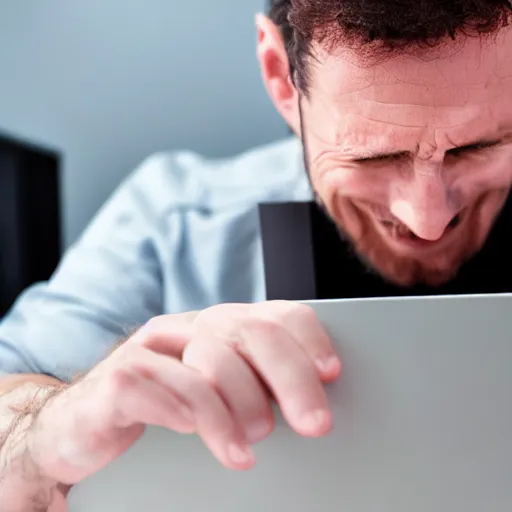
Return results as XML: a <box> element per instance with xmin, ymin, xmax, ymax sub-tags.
<box><xmin>256</xmin><ymin>13</ymin><xmax>300</xmax><ymax>134</ymax></box>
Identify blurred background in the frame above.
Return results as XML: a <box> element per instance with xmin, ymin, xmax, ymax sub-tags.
<box><xmin>0</xmin><ymin>0</ymin><xmax>287</xmax><ymax>315</ymax></box>
<box><xmin>0</xmin><ymin>0</ymin><xmax>285</xmax><ymax>245</ymax></box>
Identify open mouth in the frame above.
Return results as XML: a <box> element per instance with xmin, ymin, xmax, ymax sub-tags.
<box><xmin>380</xmin><ymin>213</ymin><xmax>463</xmax><ymax>243</ymax></box>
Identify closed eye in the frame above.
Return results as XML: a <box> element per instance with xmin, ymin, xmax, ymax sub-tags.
<box><xmin>355</xmin><ymin>152</ymin><xmax>409</xmax><ymax>164</ymax></box>
<box><xmin>353</xmin><ymin>140</ymin><xmax>501</xmax><ymax>164</ymax></box>
<box><xmin>447</xmin><ymin>141</ymin><xmax>500</xmax><ymax>157</ymax></box>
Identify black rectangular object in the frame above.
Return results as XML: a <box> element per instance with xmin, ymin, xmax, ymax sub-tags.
<box><xmin>259</xmin><ymin>202</ymin><xmax>318</xmax><ymax>301</ymax></box>
<box><xmin>259</xmin><ymin>201</ymin><xmax>351</xmax><ymax>301</ymax></box>
<box><xmin>0</xmin><ymin>133</ymin><xmax>62</xmax><ymax>317</ymax></box>
<box><xmin>259</xmin><ymin>199</ymin><xmax>512</xmax><ymax>301</ymax></box>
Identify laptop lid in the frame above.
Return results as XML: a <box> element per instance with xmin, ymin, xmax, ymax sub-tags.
<box><xmin>68</xmin><ymin>294</ymin><xmax>512</xmax><ymax>511</ymax></box>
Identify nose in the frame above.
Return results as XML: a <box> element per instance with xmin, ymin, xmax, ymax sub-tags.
<box><xmin>389</xmin><ymin>172</ymin><xmax>459</xmax><ymax>241</ymax></box>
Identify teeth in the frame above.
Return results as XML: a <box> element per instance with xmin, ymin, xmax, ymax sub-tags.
<box><xmin>382</xmin><ymin>220</ymin><xmax>417</xmax><ymax>239</ymax></box>
<box><xmin>396</xmin><ymin>224</ymin><xmax>411</xmax><ymax>237</ymax></box>
<box><xmin>390</xmin><ymin>224</ymin><xmax>418</xmax><ymax>240</ymax></box>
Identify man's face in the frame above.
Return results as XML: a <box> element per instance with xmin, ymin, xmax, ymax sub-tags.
<box><xmin>300</xmin><ymin>30</ymin><xmax>512</xmax><ymax>287</ymax></box>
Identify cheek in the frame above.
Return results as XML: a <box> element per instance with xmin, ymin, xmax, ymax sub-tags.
<box><xmin>313</xmin><ymin>167</ymin><xmax>391</xmax><ymax>211</ymax></box>
<box><xmin>450</xmin><ymin>154</ymin><xmax>512</xmax><ymax>198</ymax></box>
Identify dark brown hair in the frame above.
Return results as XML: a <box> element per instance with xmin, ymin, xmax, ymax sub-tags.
<box><xmin>268</xmin><ymin>0</ymin><xmax>512</xmax><ymax>92</ymax></box>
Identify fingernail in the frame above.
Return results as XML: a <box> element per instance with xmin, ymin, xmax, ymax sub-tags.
<box><xmin>315</xmin><ymin>355</ymin><xmax>341</xmax><ymax>375</ymax></box>
<box><xmin>227</xmin><ymin>443</ymin><xmax>255</xmax><ymax>466</ymax></box>
<box><xmin>246</xmin><ymin>420</ymin><xmax>271</xmax><ymax>443</ymax></box>
<box><xmin>299</xmin><ymin>409</ymin><xmax>332</xmax><ymax>436</ymax></box>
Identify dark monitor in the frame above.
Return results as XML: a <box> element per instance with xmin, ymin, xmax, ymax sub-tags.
<box><xmin>0</xmin><ymin>133</ymin><xmax>62</xmax><ymax>317</ymax></box>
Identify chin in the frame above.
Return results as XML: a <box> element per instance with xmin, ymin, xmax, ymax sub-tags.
<box><xmin>366</xmin><ymin>226</ymin><xmax>476</xmax><ymax>287</ymax></box>
<box><xmin>350</xmin><ymin>235</ymin><xmax>462</xmax><ymax>287</ymax></box>
<box><xmin>332</xmin><ymin>201</ymin><xmax>496</xmax><ymax>289</ymax></box>
<box><xmin>370</xmin><ymin>255</ymin><xmax>463</xmax><ymax>288</ymax></box>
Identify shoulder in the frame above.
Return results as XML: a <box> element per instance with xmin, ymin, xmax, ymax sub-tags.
<box><xmin>124</xmin><ymin>137</ymin><xmax>312</xmax><ymax>220</ymax></box>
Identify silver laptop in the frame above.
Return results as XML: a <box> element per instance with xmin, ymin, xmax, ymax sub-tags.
<box><xmin>69</xmin><ymin>294</ymin><xmax>512</xmax><ymax>511</ymax></box>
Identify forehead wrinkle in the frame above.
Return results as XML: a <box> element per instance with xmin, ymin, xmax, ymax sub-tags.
<box><xmin>346</xmin><ymin>113</ymin><xmax>429</xmax><ymax>129</ymax></box>
<box><xmin>349</xmin><ymin>112</ymin><xmax>499</xmax><ymax>132</ymax></box>
<box><xmin>341</xmin><ymin>81</ymin><xmax>504</xmax><ymax>106</ymax></box>
<box><xmin>491</xmin><ymin>64</ymin><xmax>512</xmax><ymax>79</ymax></box>
<box><xmin>308</xmin><ymin>32</ymin><xmax>512</xmax><ymax>150</ymax></box>
<box><xmin>317</xmin><ymin>43</ymin><xmax>512</xmax><ymax>103</ymax></box>
<box><xmin>417</xmin><ymin>139</ymin><xmax>439</xmax><ymax>161</ymax></box>
<box><xmin>349</xmin><ymin>93</ymin><xmax>502</xmax><ymax>127</ymax></box>
<box><xmin>350</xmin><ymin>100</ymin><xmax>436</xmax><ymax>128</ymax></box>
<box><xmin>349</xmin><ymin>97</ymin><xmax>437</xmax><ymax>108</ymax></box>
<box><xmin>314</xmin><ymin>56</ymin><xmax>511</xmax><ymax>111</ymax></box>
<box><xmin>338</xmin><ymin>85</ymin><xmax>436</xmax><ymax>106</ymax></box>
<box><xmin>333</xmin><ymin>121</ymin><xmax>425</xmax><ymax>151</ymax></box>
<box><xmin>333</xmin><ymin>111</ymin><xmax>504</xmax><ymax>151</ymax></box>
<box><xmin>311</xmin><ymin>54</ymin><xmax>379</xmax><ymax>98</ymax></box>
<box><xmin>334</xmin><ymin>138</ymin><xmax>411</xmax><ymax>156</ymax></box>
<box><xmin>313</xmin><ymin>28</ymin><xmax>512</xmax><ymax>95</ymax></box>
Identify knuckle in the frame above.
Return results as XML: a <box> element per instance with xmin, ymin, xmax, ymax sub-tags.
<box><xmin>261</xmin><ymin>300</ymin><xmax>317</xmax><ymax>323</ymax></box>
<box><xmin>289</xmin><ymin>302</ymin><xmax>317</xmax><ymax>321</ymax></box>
<box><xmin>181</xmin><ymin>338</ymin><xmax>206</xmax><ymax>365</ymax></box>
<box><xmin>180</xmin><ymin>369</ymin><xmax>217</xmax><ymax>402</ymax></box>
<box><xmin>184</xmin><ymin>343</ymin><xmax>236</xmax><ymax>387</ymax></box>
<box><xmin>107</xmin><ymin>345</ymin><xmax>147</xmax><ymax>390</ymax></box>
<box><xmin>131</xmin><ymin>315</ymin><xmax>180</xmax><ymax>348</ymax></box>
<box><xmin>195</xmin><ymin>303</ymin><xmax>245</xmax><ymax>326</ymax></box>
<box><xmin>186</xmin><ymin>369</ymin><xmax>211</xmax><ymax>390</ymax></box>
<box><xmin>242</xmin><ymin>316</ymin><xmax>284</xmax><ymax>338</ymax></box>
<box><xmin>107</xmin><ymin>365</ymin><xmax>138</xmax><ymax>396</ymax></box>
<box><xmin>140</xmin><ymin>315</ymin><xmax>167</xmax><ymax>337</ymax></box>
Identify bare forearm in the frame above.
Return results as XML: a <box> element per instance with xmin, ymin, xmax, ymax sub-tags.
<box><xmin>0</xmin><ymin>376</ymin><xmax>65</xmax><ymax>511</ymax></box>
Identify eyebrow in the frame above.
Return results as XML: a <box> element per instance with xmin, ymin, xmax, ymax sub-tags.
<box><xmin>351</xmin><ymin>138</ymin><xmax>503</xmax><ymax>163</ymax></box>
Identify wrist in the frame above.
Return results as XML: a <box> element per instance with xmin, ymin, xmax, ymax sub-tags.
<box><xmin>25</xmin><ymin>384</ymin><xmax>73</xmax><ymax>484</ymax></box>
<box><xmin>0</xmin><ymin>400</ymin><xmax>60</xmax><ymax>510</ymax></box>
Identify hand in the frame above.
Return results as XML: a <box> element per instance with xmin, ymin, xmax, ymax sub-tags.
<box><xmin>28</xmin><ymin>301</ymin><xmax>341</xmax><ymax>485</ymax></box>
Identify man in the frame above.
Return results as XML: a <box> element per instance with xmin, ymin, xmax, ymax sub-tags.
<box><xmin>1</xmin><ymin>0</ymin><xmax>512</xmax><ymax>509</ymax></box>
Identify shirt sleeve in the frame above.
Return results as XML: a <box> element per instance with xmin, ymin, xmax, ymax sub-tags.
<box><xmin>0</xmin><ymin>156</ymin><xmax>167</xmax><ymax>382</ymax></box>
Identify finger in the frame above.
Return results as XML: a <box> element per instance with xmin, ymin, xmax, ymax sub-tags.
<box><xmin>239</xmin><ymin>319</ymin><xmax>332</xmax><ymax>438</ymax></box>
<box><xmin>183</xmin><ymin>339</ymin><xmax>274</xmax><ymax>444</ymax></box>
<box><xmin>256</xmin><ymin>302</ymin><xmax>342</xmax><ymax>382</ymax></box>
<box><xmin>127</xmin><ymin>349</ymin><xmax>255</xmax><ymax>470</ymax></box>
<box><xmin>114</xmin><ymin>373</ymin><xmax>196</xmax><ymax>434</ymax></box>
<box><xmin>129</xmin><ymin>313</ymin><xmax>196</xmax><ymax>357</ymax></box>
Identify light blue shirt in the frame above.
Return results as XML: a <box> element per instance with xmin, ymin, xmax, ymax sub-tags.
<box><xmin>0</xmin><ymin>137</ymin><xmax>312</xmax><ymax>381</ymax></box>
